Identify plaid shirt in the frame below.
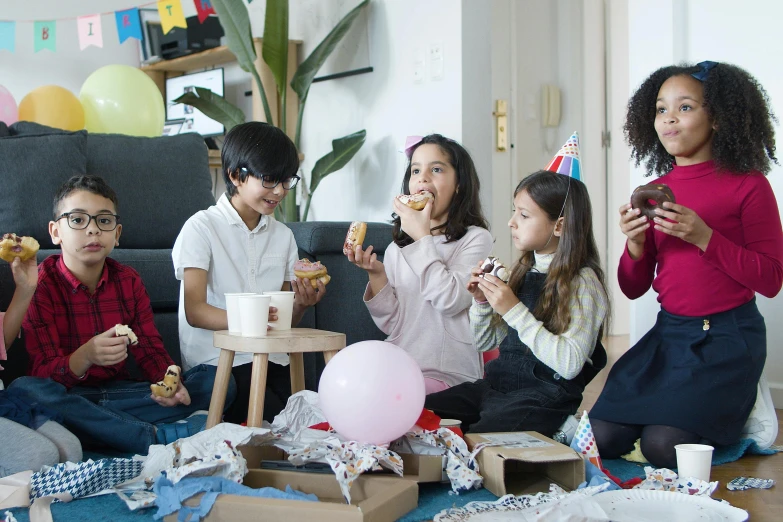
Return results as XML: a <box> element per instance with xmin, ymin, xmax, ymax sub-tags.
<box><xmin>23</xmin><ymin>255</ymin><xmax>174</xmax><ymax>389</ymax></box>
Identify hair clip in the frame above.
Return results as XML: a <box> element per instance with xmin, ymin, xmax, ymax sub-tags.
<box><xmin>691</xmin><ymin>61</ymin><xmax>718</xmax><ymax>82</ymax></box>
<box><xmin>403</xmin><ymin>135</ymin><xmax>424</xmax><ymax>158</ymax></box>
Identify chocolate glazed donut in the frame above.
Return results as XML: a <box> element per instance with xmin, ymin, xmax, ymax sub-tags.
<box><xmin>630</xmin><ymin>184</ymin><xmax>675</xmax><ymax>220</ymax></box>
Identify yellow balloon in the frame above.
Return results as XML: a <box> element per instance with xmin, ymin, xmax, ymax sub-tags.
<box><xmin>80</xmin><ymin>65</ymin><xmax>164</xmax><ymax>137</ymax></box>
<box><xmin>18</xmin><ymin>85</ymin><xmax>85</xmax><ymax>131</ymax></box>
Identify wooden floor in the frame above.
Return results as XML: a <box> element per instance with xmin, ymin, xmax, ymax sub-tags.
<box><xmin>580</xmin><ymin>336</ymin><xmax>783</xmax><ymax>521</ymax></box>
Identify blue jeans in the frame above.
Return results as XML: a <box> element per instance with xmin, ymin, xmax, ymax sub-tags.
<box><xmin>9</xmin><ymin>364</ymin><xmax>236</xmax><ymax>455</ymax></box>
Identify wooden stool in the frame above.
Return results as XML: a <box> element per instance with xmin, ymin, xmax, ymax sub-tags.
<box><xmin>205</xmin><ymin>328</ymin><xmax>346</xmax><ymax>429</ymax></box>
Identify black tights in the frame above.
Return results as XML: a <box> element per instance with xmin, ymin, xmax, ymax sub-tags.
<box><xmin>591</xmin><ymin>418</ymin><xmax>702</xmax><ymax>469</ymax></box>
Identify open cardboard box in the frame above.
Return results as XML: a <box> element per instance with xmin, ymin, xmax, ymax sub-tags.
<box><xmin>162</xmin><ymin>468</ymin><xmax>418</xmax><ymax>522</ymax></box>
<box><xmin>465</xmin><ymin>431</ymin><xmax>585</xmax><ymax>497</ymax></box>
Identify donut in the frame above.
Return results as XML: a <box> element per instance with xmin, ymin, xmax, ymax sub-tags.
<box><xmin>630</xmin><ymin>184</ymin><xmax>675</xmax><ymax>220</ymax></box>
<box><xmin>114</xmin><ymin>324</ymin><xmax>138</xmax><ymax>345</ymax></box>
<box><xmin>398</xmin><ymin>191</ymin><xmax>434</xmax><ymax>210</ymax></box>
<box><xmin>0</xmin><ymin>233</ymin><xmax>40</xmax><ymax>263</ymax></box>
<box><xmin>480</xmin><ymin>256</ymin><xmax>509</xmax><ymax>282</ymax></box>
<box><xmin>150</xmin><ymin>365</ymin><xmax>180</xmax><ymax>398</ymax></box>
<box><xmin>293</xmin><ymin>259</ymin><xmax>331</xmax><ymax>289</ymax></box>
<box><xmin>343</xmin><ymin>221</ymin><xmax>367</xmax><ymax>256</ymax></box>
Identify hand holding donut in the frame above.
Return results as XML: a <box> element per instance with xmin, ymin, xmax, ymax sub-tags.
<box><xmin>652</xmin><ymin>202</ymin><xmax>713</xmax><ymax>251</ymax></box>
<box><xmin>467</xmin><ymin>261</ymin><xmax>488</xmax><ymax>302</ymax></box>
<box><xmin>393</xmin><ymin>193</ymin><xmax>433</xmax><ymax>242</ymax></box>
<box><xmin>85</xmin><ymin>327</ymin><xmax>130</xmax><ymax>367</ymax></box>
<box><xmin>151</xmin><ymin>367</ymin><xmax>192</xmax><ymax>407</ymax></box>
<box><xmin>618</xmin><ymin>203</ymin><xmax>650</xmax><ymax>258</ymax></box>
<box><xmin>476</xmin><ymin>271</ymin><xmax>520</xmax><ymax>316</ymax></box>
<box><xmin>9</xmin><ymin>256</ymin><xmax>38</xmax><ymax>297</ymax></box>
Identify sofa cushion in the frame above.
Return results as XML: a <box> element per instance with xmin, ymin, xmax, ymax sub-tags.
<box><xmin>0</xmin><ymin>122</ymin><xmax>8</xmax><ymax>137</ymax></box>
<box><xmin>85</xmin><ymin>133</ymin><xmax>215</xmax><ymax>249</ymax></box>
<box><xmin>0</xmin><ymin>131</ymin><xmax>88</xmax><ymax>245</ymax></box>
<box><xmin>290</xmin><ymin>221</ymin><xmax>394</xmax><ymax>256</ymax></box>
<box><xmin>9</xmin><ymin>121</ymin><xmax>71</xmax><ymax>136</ymax></box>
<box><xmin>109</xmin><ymin>249</ymin><xmax>179</xmax><ymax>310</ymax></box>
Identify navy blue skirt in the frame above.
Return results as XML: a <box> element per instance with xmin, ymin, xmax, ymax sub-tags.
<box><xmin>590</xmin><ymin>298</ymin><xmax>765</xmax><ymax>445</ymax></box>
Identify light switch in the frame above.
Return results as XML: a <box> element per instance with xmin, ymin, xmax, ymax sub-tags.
<box><xmin>413</xmin><ymin>48</ymin><xmax>425</xmax><ymax>84</ymax></box>
<box><xmin>430</xmin><ymin>41</ymin><xmax>443</xmax><ymax>80</ymax></box>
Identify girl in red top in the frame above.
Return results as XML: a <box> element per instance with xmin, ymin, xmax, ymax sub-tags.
<box><xmin>590</xmin><ymin>61</ymin><xmax>783</xmax><ymax>468</ymax></box>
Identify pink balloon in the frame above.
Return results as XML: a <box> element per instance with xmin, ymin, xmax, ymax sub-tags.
<box><xmin>0</xmin><ymin>85</ymin><xmax>18</xmax><ymax>125</ymax></box>
<box><xmin>318</xmin><ymin>341</ymin><xmax>426</xmax><ymax>444</ymax></box>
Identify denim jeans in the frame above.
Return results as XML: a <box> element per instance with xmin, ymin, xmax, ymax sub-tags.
<box><xmin>9</xmin><ymin>364</ymin><xmax>236</xmax><ymax>455</ymax></box>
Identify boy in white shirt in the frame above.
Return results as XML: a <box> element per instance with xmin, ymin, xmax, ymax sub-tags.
<box><xmin>173</xmin><ymin>122</ymin><xmax>325</xmax><ymax>423</ymax></box>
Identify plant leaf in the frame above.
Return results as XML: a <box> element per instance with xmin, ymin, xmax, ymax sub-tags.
<box><xmin>173</xmin><ymin>88</ymin><xmax>246</xmax><ymax>133</ymax></box>
<box><xmin>310</xmin><ymin>130</ymin><xmax>367</xmax><ymax>193</ymax></box>
<box><xmin>290</xmin><ymin>0</ymin><xmax>369</xmax><ymax>103</ymax></box>
<box><xmin>210</xmin><ymin>0</ymin><xmax>257</xmax><ymax>74</ymax></box>
<box><xmin>262</xmin><ymin>0</ymin><xmax>288</xmax><ymax>99</ymax></box>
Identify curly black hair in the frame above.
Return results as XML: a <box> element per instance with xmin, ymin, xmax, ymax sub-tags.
<box><xmin>624</xmin><ymin>62</ymin><xmax>777</xmax><ymax>176</ymax></box>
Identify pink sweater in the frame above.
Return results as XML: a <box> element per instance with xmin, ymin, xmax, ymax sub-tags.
<box><xmin>619</xmin><ymin>161</ymin><xmax>783</xmax><ymax>316</ymax></box>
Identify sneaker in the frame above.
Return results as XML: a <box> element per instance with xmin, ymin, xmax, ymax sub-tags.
<box><xmin>741</xmin><ymin>374</ymin><xmax>778</xmax><ymax>450</ymax></box>
<box><xmin>156</xmin><ymin>411</ymin><xmax>208</xmax><ymax>445</ymax></box>
<box><xmin>553</xmin><ymin>414</ymin><xmax>579</xmax><ymax>446</ymax></box>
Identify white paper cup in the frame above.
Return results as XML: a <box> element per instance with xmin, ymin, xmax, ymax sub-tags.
<box><xmin>238</xmin><ymin>294</ymin><xmax>272</xmax><ymax>337</ymax></box>
<box><xmin>225</xmin><ymin>292</ymin><xmax>255</xmax><ymax>335</ymax></box>
<box><xmin>264</xmin><ymin>291</ymin><xmax>295</xmax><ymax>330</ymax></box>
<box><xmin>675</xmin><ymin>443</ymin><xmax>714</xmax><ymax>481</ymax></box>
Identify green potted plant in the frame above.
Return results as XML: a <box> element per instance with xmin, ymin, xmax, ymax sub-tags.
<box><xmin>175</xmin><ymin>0</ymin><xmax>369</xmax><ymax>221</ymax></box>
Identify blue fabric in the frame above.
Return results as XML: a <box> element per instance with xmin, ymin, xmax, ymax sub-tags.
<box><xmin>0</xmin><ymin>387</ymin><xmax>62</xmax><ymax>429</ymax></box>
<box><xmin>8</xmin><ymin>365</ymin><xmax>229</xmax><ymax>454</ymax></box>
<box><xmin>578</xmin><ymin>461</ymin><xmax>621</xmax><ymax>491</ymax></box>
<box><xmin>153</xmin><ymin>476</ymin><xmax>318</xmax><ymax>521</ymax></box>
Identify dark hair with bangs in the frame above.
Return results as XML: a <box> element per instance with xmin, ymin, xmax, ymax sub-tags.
<box><xmin>221</xmin><ymin>121</ymin><xmax>300</xmax><ymax>197</ymax></box>
<box><xmin>625</xmin><ymin>62</ymin><xmax>777</xmax><ymax>176</ymax></box>
<box><xmin>53</xmin><ymin>175</ymin><xmax>119</xmax><ymax>219</ymax></box>
<box><xmin>392</xmin><ymin>134</ymin><xmax>489</xmax><ymax>247</ymax></box>
<box><xmin>503</xmin><ymin>171</ymin><xmax>609</xmax><ymax>335</ymax></box>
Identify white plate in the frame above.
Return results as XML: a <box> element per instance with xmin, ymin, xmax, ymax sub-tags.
<box><xmin>592</xmin><ymin>490</ymin><xmax>748</xmax><ymax>522</ymax></box>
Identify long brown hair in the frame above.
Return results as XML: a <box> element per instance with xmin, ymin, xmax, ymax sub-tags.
<box><xmin>505</xmin><ymin>170</ymin><xmax>609</xmax><ymax>335</ymax></box>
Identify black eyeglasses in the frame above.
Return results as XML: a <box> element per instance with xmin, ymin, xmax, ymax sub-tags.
<box><xmin>56</xmin><ymin>212</ymin><xmax>120</xmax><ymax>231</ymax></box>
<box><xmin>240</xmin><ymin>168</ymin><xmax>300</xmax><ymax>190</ymax></box>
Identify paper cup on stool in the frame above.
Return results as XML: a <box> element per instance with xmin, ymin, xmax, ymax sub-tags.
<box><xmin>238</xmin><ymin>294</ymin><xmax>272</xmax><ymax>337</ymax></box>
<box><xmin>675</xmin><ymin>443</ymin><xmax>714</xmax><ymax>481</ymax></box>
<box><xmin>264</xmin><ymin>291</ymin><xmax>295</xmax><ymax>330</ymax></box>
<box><xmin>225</xmin><ymin>292</ymin><xmax>255</xmax><ymax>335</ymax></box>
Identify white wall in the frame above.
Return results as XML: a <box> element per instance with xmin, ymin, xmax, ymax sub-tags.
<box><xmin>624</xmin><ymin>0</ymin><xmax>783</xmax><ymax>405</ymax></box>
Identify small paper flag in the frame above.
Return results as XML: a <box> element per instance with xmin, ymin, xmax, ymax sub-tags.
<box><xmin>545</xmin><ymin>132</ymin><xmax>581</xmax><ymax>180</ymax></box>
<box><xmin>0</xmin><ymin>21</ymin><xmax>15</xmax><ymax>52</ymax></box>
<box><xmin>570</xmin><ymin>410</ymin><xmax>603</xmax><ymax>470</ymax></box>
<box><xmin>77</xmin><ymin>15</ymin><xmax>103</xmax><ymax>50</ymax></box>
<box><xmin>115</xmin><ymin>8</ymin><xmax>143</xmax><ymax>44</ymax></box>
<box><xmin>158</xmin><ymin>0</ymin><xmax>187</xmax><ymax>35</ymax></box>
<box><xmin>194</xmin><ymin>0</ymin><xmax>216</xmax><ymax>24</ymax></box>
<box><xmin>34</xmin><ymin>21</ymin><xmax>56</xmax><ymax>53</ymax></box>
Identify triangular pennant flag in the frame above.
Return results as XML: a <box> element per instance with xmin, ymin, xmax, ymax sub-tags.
<box><xmin>570</xmin><ymin>411</ymin><xmax>603</xmax><ymax>470</ymax></box>
<box><xmin>0</xmin><ymin>21</ymin><xmax>15</xmax><ymax>52</ymax></box>
<box><xmin>77</xmin><ymin>15</ymin><xmax>103</xmax><ymax>50</ymax></box>
<box><xmin>158</xmin><ymin>0</ymin><xmax>187</xmax><ymax>35</ymax></box>
<box><xmin>193</xmin><ymin>0</ymin><xmax>216</xmax><ymax>24</ymax></box>
<box><xmin>33</xmin><ymin>21</ymin><xmax>56</xmax><ymax>53</ymax></box>
<box><xmin>545</xmin><ymin>132</ymin><xmax>581</xmax><ymax>180</ymax></box>
<box><xmin>115</xmin><ymin>8</ymin><xmax>143</xmax><ymax>44</ymax></box>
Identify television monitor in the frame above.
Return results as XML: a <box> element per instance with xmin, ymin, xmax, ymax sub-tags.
<box><xmin>165</xmin><ymin>68</ymin><xmax>225</xmax><ymax>137</ymax></box>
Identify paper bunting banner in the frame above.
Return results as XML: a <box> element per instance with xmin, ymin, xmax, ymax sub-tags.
<box><xmin>115</xmin><ymin>8</ymin><xmax>143</xmax><ymax>44</ymax></box>
<box><xmin>158</xmin><ymin>0</ymin><xmax>187</xmax><ymax>35</ymax></box>
<box><xmin>194</xmin><ymin>0</ymin><xmax>216</xmax><ymax>24</ymax></box>
<box><xmin>570</xmin><ymin>411</ymin><xmax>603</xmax><ymax>470</ymax></box>
<box><xmin>77</xmin><ymin>15</ymin><xmax>103</xmax><ymax>50</ymax></box>
<box><xmin>545</xmin><ymin>132</ymin><xmax>581</xmax><ymax>180</ymax></box>
<box><xmin>0</xmin><ymin>21</ymin><xmax>15</xmax><ymax>52</ymax></box>
<box><xmin>33</xmin><ymin>21</ymin><xmax>56</xmax><ymax>53</ymax></box>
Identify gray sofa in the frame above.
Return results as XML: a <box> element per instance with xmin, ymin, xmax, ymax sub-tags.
<box><xmin>0</xmin><ymin>121</ymin><xmax>392</xmax><ymax>389</ymax></box>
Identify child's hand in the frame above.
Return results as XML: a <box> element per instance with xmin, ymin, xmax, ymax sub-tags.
<box><xmin>268</xmin><ymin>306</ymin><xmax>278</xmax><ymax>330</ymax></box>
<box><xmin>477</xmin><ymin>273</ymin><xmax>520</xmax><ymax>316</ymax></box>
<box><xmin>467</xmin><ymin>261</ymin><xmax>488</xmax><ymax>302</ymax></box>
<box><xmin>347</xmin><ymin>244</ymin><xmax>385</xmax><ymax>275</ymax></box>
<box><xmin>619</xmin><ymin>203</ymin><xmax>649</xmax><ymax>244</ymax></box>
<box><xmin>291</xmin><ymin>277</ymin><xmax>326</xmax><ymax>308</ymax></box>
<box><xmin>152</xmin><ymin>376</ymin><xmax>192</xmax><ymax>407</ymax></box>
<box><xmin>85</xmin><ymin>327</ymin><xmax>129</xmax><ymax>367</ymax></box>
<box><xmin>10</xmin><ymin>256</ymin><xmax>38</xmax><ymax>296</ymax></box>
<box><xmin>653</xmin><ymin>202</ymin><xmax>713</xmax><ymax>251</ymax></box>
<box><xmin>393</xmin><ymin>197</ymin><xmax>433</xmax><ymax>241</ymax></box>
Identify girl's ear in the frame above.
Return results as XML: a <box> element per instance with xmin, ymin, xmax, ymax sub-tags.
<box><xmin>553</xmin><ymin>216</ymin><xmax>565</xmax><ymax>237</ymax></box>
<box><xmin>228</xmin><ymin>169</ymin><xmax>240</xmax><ymax>187</ymax></box>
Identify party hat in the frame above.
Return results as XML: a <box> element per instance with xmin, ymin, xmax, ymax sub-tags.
<box><xmin>545</xmin><ymin>132</ymin><xmax>581</xmax><ymax>180</ymax></box>
<box><xmin>570</xmin><ymin>410</ymin><xmax>603</xmax><ymax>470</ymax></box>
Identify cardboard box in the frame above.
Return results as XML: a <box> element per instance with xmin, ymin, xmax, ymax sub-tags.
<box><xmin>162</xmin><ymin>469</ymin><xmax>418</xmax><ymax>522</ymax></box>
<box><xmin>465</xmin><ymin>431</ymin><xmax>585</xmax><ymax>497</ymax></box>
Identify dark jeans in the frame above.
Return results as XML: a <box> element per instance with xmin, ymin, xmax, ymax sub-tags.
<box><xmin>223</xmin><ymin>361</ymin><xmax>291</xmax><ymax>424</ymax></box>
<box><xmin>9</xmin><ymin>364</ymin><xmax>231</xmax><ymax>454</ymax></box>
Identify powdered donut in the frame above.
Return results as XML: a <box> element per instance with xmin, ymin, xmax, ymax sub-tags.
<box><xmin>343</xmin><ymin>221</ymin><xmax>367</xmax><ymax>256</ymax></box>
<box><xmin>293</xmin><ymin>259</ymin><xmax>331</xmax><ymax>289</ymax></box>
<box><xmin>398</xmin><ymin>191</ymin><xmax>434</xmax><ymax>210</ymax></box>
<box><xmin>480</xmin><ymin>256</ymin><xmax>510</xmax><ymax>282</ymax></box>
<box><xmin>150</xmin><ymin>365</ymin><xmax>180</xmax><ymax>398</ymax></box>
<box><xmin>630</xmin><ymin>184</ymin><xmax>675</xmax><ymax>220</ymax></box>
<box><xmin>0</xmin><ymin>233</ymin><xmax>39</xmax><ymax>263</ymax></box>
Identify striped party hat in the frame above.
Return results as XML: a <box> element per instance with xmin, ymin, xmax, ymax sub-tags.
<box><xmin>545</xmin><ymin>132</ymin><xmax>581</xmax><ymax>180</ymax></box>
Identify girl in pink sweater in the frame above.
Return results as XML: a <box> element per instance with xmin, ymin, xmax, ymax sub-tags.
<box><xmin>590</xmin><ymin>62</ymin><xmax>783</xmax><ymax>468</ymax></box>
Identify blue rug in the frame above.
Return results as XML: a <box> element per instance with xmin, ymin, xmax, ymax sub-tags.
<box><xmin>603</xmin><ymin>438</ymin><xmax>778</xmax><ymax>482</ymax></box>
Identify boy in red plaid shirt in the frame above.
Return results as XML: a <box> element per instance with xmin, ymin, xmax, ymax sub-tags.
<box><xmin>10</xmin><ymin>176</ymin><xmax>234</xmax><ymax>454</ymax></box>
